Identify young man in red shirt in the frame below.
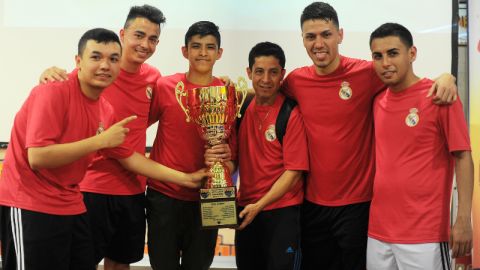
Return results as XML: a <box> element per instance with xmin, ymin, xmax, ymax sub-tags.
<box><xmin>78</xmin><ymin>6</ymin><xmax>164</xmax><ymax>270</ymax></box>
<box><xmin>146</xmin><ymin>21</ymin><xmax>236</xmax><ymax>270</ymax></box>
<box><xmin>235</xmin><ymin>42</ymin><xmax>309</xmax><ymax>270</ymax></box>
<box><xmin>0</xmin><ymin>28</ymin><xmax>207</xmax><ymax>270</ymax></box>
<box><xmin>367</xmin><ymin>22</ymin><xmax>473</xmax><ymax>270</ymax></box>
<box><xmin>282</xmin><ymin>2</ymin><xmax>459</xmax><ymax>269</ymax></box>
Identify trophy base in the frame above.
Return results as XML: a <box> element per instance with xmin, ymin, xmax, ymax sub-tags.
<box><xmin>199</xmin><ymin>186</ymin><xmax>238</xmax><ymax>229</ymax></box>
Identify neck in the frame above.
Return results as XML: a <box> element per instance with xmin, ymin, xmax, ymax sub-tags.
<box><xmin>186</xmin><ymin>70</ymin><xmax>214</xmax><ymax>85</ymax></box>
<box><xmin>77</xmin><ymin>73</ymin><xmax>102</xmax><ymax>100</ymax></box>
<box><xmin>120</xmin><ymin>55</ymin><xmax>141</xmax><ymax>73</ymax></box>
<box><xmin>389</xmin><ymin>73</ymin><xmax>421</xmax><ymax>93</ymax></box>
<box><xmin>315</xmin><ymin>55</ymin><xmax>341</xmax><ymax>75</ymax></box>
<box><xmin>79</xmin><ymin>81</ymin><xmax>101</xmax><ymax>100</ymax></box>
<box><xmin>255</xmin><ymin>93</ymin><xmax>278</xmax><ymax>106</ymax></box>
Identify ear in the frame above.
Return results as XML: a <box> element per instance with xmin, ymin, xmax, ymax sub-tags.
<box><xmin>246</xmin><ymin>67</ymin><xmax>253</xmax><ymax>80</ymax></box>
<box><xmin>119</xmin><ymin>29</ymin><xmax>125</xmax><ymax>43</ymax></box>
<box><xmin>338</xmin><ymin>28</ymin><xmax>344</xmax><ymax>44</ymax></box>
<box><xmin>75</xmin><ymin>55</ymin><xmax>81</xmax><ymax>69</ymax></box>
<box><xmin>216</xmin><ymin>48</ymin><xmax>223</xmax><ymax>60</ymax></box>
<box><xmin>280</xmin><ymin>69</ymin><xmax>287</xmax><ymax>80</ymax></box>
<box><xmin>409</xmin><ymin>46</ymin><xmax>417</xmax><ymax>63</ymax></box>
<box><xmin>181</xmin><ymin>46</ymin><xmax>188</xmax><ymax>59</ymax></box>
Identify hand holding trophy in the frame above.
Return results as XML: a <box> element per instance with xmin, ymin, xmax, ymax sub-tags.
<box><xmin>175</xmin><ymin>77</ymin><xmax>247</xmax><ymax>228</ymax></box>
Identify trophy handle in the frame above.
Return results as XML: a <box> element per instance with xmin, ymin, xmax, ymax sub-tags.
<box><xmin>175</xmin><ymin>81</ymin><xmax>191</xmax><ymax>122</ymax></box>
<box><xmin>235</xmin><ymin>77</ymin><xmax>248</xmax><ymax>118</ymax></box>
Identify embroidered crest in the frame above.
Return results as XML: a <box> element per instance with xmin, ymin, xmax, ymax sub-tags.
<box><xmin>96</xmin><ymin>122</ymin><xmax>105</xmax><ymax>135</ymax></box>
<box><xmin>339</xmin><ymin>81</ymin><xmax>352</xmax><ymax>100</ymax></box>
<box><xmin>265</xmin><ymin>124</ymin><xmax>276</xmax><ymax>142</ymax></box>
<box><xmin>405</xmin><ymin>108</ymin><xmax>419</xmax><ymax>127</ymax></box>
<box><xmin>146</xmin><ymin>86</ymin><xmax>153</xmax><ymax>99</ymax></box>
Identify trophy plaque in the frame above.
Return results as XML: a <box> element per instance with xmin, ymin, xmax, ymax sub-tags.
<box><xmin>175</xmin><ymin>78</ymin><xmax>247</xmax><ymax>229</ymax></box>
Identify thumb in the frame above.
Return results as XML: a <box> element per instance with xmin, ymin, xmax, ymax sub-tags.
<box><xmin>239</xmin><ymin>209</ymin><xmax>247</xmax><ymax>219</ymax></box>
<box><xmin>426</xmin><ymin>82</ymin><xmax>436</xmax><ymax>97</ymax></box>
<box><xmin>114</xmin><ymin>115</ymin><xmax>137</xmax><ymax>127</ymax></box>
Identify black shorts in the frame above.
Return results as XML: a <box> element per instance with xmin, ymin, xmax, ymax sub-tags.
<box><xmin>301</xmin><ymin>200</ymin><xmax>370</xmax><ymax>270</ymax></box>
<box><xmin>83</xmin><ymin>192</ymin><xmax>146</xmax><ymax>265</ymax></box>
<box><xmin>0</xmin><ymin>206</ymin><xmax>94</xmax><ymax>270</ymax></box>
<box><xmin>146</xmin><ymin>188</ymin><xmax>218</xmax><ymax>270</ymax></box>
<box><xmin>235</xmin><ymin>205</ymin><xmax>302</xmax><ymax>270</ymax></box>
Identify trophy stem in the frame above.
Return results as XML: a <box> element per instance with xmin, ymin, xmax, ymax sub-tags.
<box><xmin>206</xmin><ymin>161</ymin><xmax>232</xmax><ymax>188</ymax></box>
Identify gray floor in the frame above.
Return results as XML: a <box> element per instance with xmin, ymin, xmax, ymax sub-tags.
<box><xmin>98</xmin><ymin>256</ymin><xmax>236</xmax><ymax>270</ymax></box>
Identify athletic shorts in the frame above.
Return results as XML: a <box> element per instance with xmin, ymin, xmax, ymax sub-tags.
<box><xmin>146</xmin><ymin>188</ymin><xmax>218</xmax><ymax>270</ymax></box>
<box><xmin>0</xmin><ymin>206</ymin><xmax>94</xmax><ymax>270</ymax></box>
<box><xmin>83</xmin><ymin>192</ymin><xmax>146</xmax><ymax>265</ymax></box>
<box><xmin>301</xmin><ymin>200</ymin><xmax>370</xmax><ymax>270</ymax></box>
<box><xmin>235</xmin><ymin>205</ymin><xmax>302</xmax><ymax>270</ymax></box>
<box><xmin>367</xmin><ymin>237</ymin><xmax>452</xmax><ymax>270</ymax></box>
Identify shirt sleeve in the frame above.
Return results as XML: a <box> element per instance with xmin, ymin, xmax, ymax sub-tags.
<box><xmin>282</xmin><ymin>107</ymin><xmax>309</xmax><ymax>171</ymax></box>
<box><xmin>148</xmin><ymin>78</ymin><xmax>163</xmax><ymax>127</ymax></box>
<box><xmin>281</xmin><ymin>72</ymin><xmax>296</xmax><ymax>100</ymax></box>
<box><xmin>26</xmin><ymin>85</ymin><xmax>67</xmax><ymax>148</ymax></box>
<box><xmin>439</xmin><ymin>97</ymin><xmax>471</xmax><ymax>152</ymax></box>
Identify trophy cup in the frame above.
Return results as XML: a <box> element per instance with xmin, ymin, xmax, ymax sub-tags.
<box><xmin>175</xmin><ymin>78</ymin><xmax>247</xmax><ymax>228</ymax></box>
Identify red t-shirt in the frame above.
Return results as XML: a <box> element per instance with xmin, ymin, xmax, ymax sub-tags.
<box><xmin>81</xmin><ymin>64</ymin><xmax>161</xmax><ymax>195</ymax></box>
<box><xmin>237</xmin><ymin>94</ymin><xmax>309</xmax><ymax>210</ymax></box>
<box><xmin>368</xmin><ymin>78</ymin><xmax>471</xmax><ymax>243</ymax></box>
<box><xmin>148</xmin><ymin>73</ymin><xmax>238</xmax><ymax>201</ymax></box>
<box><xmin>283</xmin><ymin>56</ymin><xmax>385</xmax><ymax>206</ymax></box>
<box><xmin>0</xmin><ymin>72</ymin><xmax>133</xmax><ymax>215</ymax></box>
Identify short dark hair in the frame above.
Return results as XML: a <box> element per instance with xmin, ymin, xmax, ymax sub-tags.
<box><xmin>301</xmin><ymin>2</ymin><xmax>339</xmax><ymax>29</ymax></box>
<box><xmin>78</xmin><ymin>28</ymin><xmax>121</xmax><ymax>56</ymax></box>
<box><xmin>369</xmin><ymin>23</ymin><xmax>413</xmax><ymax>48</ymax></box>
<box><xmin>184</xmin><ymin>21</ymin><xmax>221</xmax><ymax>47</ymax></box>
<box><xmin>124</xmin><ymin>4</ymin><xmax>166</xmax><ymax>29</ymax></box>
<box><xmin>248</xmin><ymin>42</ymin><xmax>286</xmax><ymax>69</ymax></box>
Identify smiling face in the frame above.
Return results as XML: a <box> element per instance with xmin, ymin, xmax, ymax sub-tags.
<box><xmin>182</xmin><ymin>34</ymin><xmax>223</xmax><ymax>75</ymax></box>
<box><xmin>247</xmin><ymin>55</ymin><xmax>285</xmax><ymax>105</ymax></box>
<box><xmin>302</xmin><ymin>19</ymin><xmax>343</xmax><ymax>75</ymax></box>
<box><xmin>370</xmin><ymin>36</ymin><xmax>417</xmax><ymax>91</ymax></box>
<box><xmin>120</xmin><ymin>17</ymin><xmax>160</xmax><ymax>71</ymax></box>
<box><xmin>76</xmin><ymin>40</ymin><xmax>121</xmax><ymax>98</ymax></box>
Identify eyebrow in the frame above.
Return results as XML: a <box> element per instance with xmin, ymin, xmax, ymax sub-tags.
<box><xmin>90</xmin><ymin>51</ymin><xmax>121</xmax><ymax>57</ymax></box>
<box><xmin>190</xmin><ymin>42</ymin><xmax>216</xmax><ymax>46</ymax></box>
<box><xmin>372</xmin><ymin>48</ymin><xmax>399</xmax><ymax>54</ymax></box>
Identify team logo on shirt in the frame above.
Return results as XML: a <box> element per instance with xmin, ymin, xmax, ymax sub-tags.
<box><xmin>405</xmin><ymin>108</ymin><xmax>419</xmax><ymax>127</ymax></box>
<box><xmin>339</xmin><ymin>81</ymin><xmax>352</xmax><ymax>100</ymax></box>
<box><xmin>96</xmin><ymin>122</ymin><xmax>105</xmax><ymax>135</ymax></box>
<box><xmin>146</xmin><ymin>86</ymin><xmax>153</xmax><ymax>100</ymax></box>
<box><xmin>265</xmin><ymin>124</ymin><xmax>276</xmax><ymax>142</ymax></box>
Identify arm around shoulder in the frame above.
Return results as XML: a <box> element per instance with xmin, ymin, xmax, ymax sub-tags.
<box><xmin>450</xmin><ymin>150</ymin><xmax>474</xmax><ymax>258</ymax></box>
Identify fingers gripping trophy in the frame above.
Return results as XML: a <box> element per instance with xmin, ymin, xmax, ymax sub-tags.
<box><xmin>175</xmin><ymin>78</ymin><xmax>247</xmax><ymax>228</ymax></box>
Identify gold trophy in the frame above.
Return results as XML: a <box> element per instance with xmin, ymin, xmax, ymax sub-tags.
<box><xmin>175</xmin><ymin>78</ymin><xmax>247</xmax><ymax>228</ymax></box>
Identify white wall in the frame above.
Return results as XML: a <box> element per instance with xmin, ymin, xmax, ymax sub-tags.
<box><xmin>0</xmin><ymin>0</ymin><xmax>453</xmax><ymax>145</ymax></box>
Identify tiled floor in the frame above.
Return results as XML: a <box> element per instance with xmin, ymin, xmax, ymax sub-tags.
<box><xmin>98</xmin><ymin>256</ymin><xmax>236</xmax><ymax>270</ymax></box>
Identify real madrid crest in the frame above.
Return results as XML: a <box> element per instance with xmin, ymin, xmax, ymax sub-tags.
<box><xmin>265</xmin><ymin>124</ymin><xmax>276</xmax><ymax>142</ymax></box>
<box><xmin>96</xmin><ymin>122</ymin><xmax>105</xmax><ymax>135</ymax></box>
<box><xmin>339</xmin><ymin>81</ymin><xmax>352</xmax><ymax>100</ymax></box>
<box><xmin>146</xmin><ymin>85</ymin><xmax>153</xmax><ymax>100</ymax></box>
<box><xmin>405</xmin><ymin>108</ymin><xmax>419</xmax><ymax>127</ymax></box>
